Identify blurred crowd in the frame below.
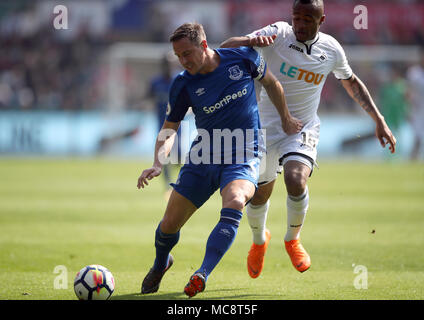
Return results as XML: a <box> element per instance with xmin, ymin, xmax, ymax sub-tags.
<box><xmin>0</xmin><ymin>0</ymin><xmax>423</xmax><ymax>113</ymax></box>
<box><xmin>0</xmin><ymin>26</ymin><xmax>108</xmax><ymax>110</ymax></box>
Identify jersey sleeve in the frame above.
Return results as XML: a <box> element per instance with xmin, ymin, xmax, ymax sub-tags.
<box><xmin>240</xmin><ymin>47</ymin><xmax>267</xmax><ymax>81</ymax></box>
<box><xmin>331</xmin><ymin>38</ymin><xmax>353</xmax><ymax>80</ymax></box>
<box><xmin>165</xmin><ymin>75</ymin><xmax>191</xmax><ymax>122</ymax></box>
<box><xmin>245</xmin><ymin>21</ymin><xmax>289</xmax><ymax>39</ymax></box>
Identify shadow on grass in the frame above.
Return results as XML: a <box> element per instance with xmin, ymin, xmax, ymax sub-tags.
<box><xmin>112</xmin><ymin>288</ymin><xmax>268</xmax><ymax>300</ymax></box>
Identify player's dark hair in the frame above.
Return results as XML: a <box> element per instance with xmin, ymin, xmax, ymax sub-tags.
<box><xmin>293</xmin><ymin>0</ymin><xmax>324</xmax><ymax>9</ymax></box>
<box><xmin>169</xmin><ymin>22</ymin><xmax>206</xmax><ymax>46</ymax></box>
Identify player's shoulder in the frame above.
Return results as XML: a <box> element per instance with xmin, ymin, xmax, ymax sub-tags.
<box><xmin>169</xmin><ymin>72</ymin><xmax>189</xmax><ymax>97</ymax></box>
<box><xmin>216</xmin><ymin>46</ymin><xmax>259</xmax><ymax>60</ymax></box>
<box><xmin>258</xmin><ymin>21</ymin><xmax>290</xmax><ymax>31</ymax></box>
<box><xmin>247</xmin><ymin>21</ymin><xmax>291</xmax><ymax>39</ymax></box>
<box><xmin>272</xmin><ymin>21</ymin><xmax>291</xmax><ymax>32</ymax></box>
<box><xmin>318</xmin><ymin>31</ymin><xmax>346</xmax><ymax>54</ymax></box>
<box><xmin>264</xmin><ymin>21</ymin><xmax>291</xmax><ymax>34</ymax></box>
<box><xmin>217</xmin><ymin>46</ymin><xmax>256</xmax><ymax>55</ymax></box>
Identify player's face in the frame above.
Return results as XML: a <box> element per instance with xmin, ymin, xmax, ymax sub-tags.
<box><xmin>172</xmin><ymin>37</ymin><xmax>205</xmax><ymax>75</ymax></box>
<box><xmin>292</xmin><ymin>3</ymin><xmax>325</xmax><ymax>42</ymax></box>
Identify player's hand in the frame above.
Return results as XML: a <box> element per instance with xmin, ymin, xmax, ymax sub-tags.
<box><xmin>137</xmin><ymin>166</ymin><xmax>162</xmax><ymax>189</ymax></box>
<box><xmin>282</xmin><ymin>116</ymin><xmax>303</xmax><ymax>135</ymax></box>
<box><xmin>249</xmin><ymin>35</ymin><xmax>277</xmax><ymax>47</ymax></box>
<box><xmin>375</xmin><ymin>120</ymin><xmax>396</xmax><ymax>154</ymax></box>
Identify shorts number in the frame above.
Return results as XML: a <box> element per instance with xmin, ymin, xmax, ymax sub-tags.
<box><xmin>300</xmin><ymin>131</ymin><xmax>317</xmax><ymax>150</ymax></box>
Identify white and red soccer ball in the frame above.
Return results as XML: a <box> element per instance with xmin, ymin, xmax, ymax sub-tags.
<box><xmin>74</xmin><ymin>265</ymin><xmax>115</xmax><ymax>300</ymax></box>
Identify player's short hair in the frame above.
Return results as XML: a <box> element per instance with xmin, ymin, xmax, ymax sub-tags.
<box><xmin>169</xmin><ymin>22</ymin><xmax>206</xmax><ymax>46</ymax></box>
<box><xmin>293</xmin><ymin>0</ymin><xmax>324</xmax><ymax>9</ymax></box>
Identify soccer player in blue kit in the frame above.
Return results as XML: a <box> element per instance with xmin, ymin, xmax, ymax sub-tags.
<box><xmin>137</xmin><ymin>22</ymin><xmax>302</xmax><ymax>297</ymax></box>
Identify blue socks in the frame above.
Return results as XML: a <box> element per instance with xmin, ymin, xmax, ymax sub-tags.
<box><xmin>195</xmin><ymin>208</ymin><xmax>243</xmax><ymax>280</ymax></box>
<box><xmin>152</xmin><ymin>208</ymin><xmax>243</xmax><ymax>281</ymax></box>
<box><xmin>153</xmin><ymin>223</ymin><xmax>180</xmax><ymax>271</ymax></box>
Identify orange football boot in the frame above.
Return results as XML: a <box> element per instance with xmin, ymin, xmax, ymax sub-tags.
<box><xmin>247</xmin><ymin>229</ymin><xmax>271</xmax><ymax>278</ymax></box>
<box><xmin>284</xmin><ymin>239</ymin><xmax>311</xmax><ymax>272</ymax></box>
<box><xmin>184</xmin><ymin>273</ymin><xmax>206</xmax><ymax>298</ymax></box>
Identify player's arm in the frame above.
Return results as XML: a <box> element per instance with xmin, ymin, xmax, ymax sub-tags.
<box><xmin>220</xmin><ymin>35</ymin><xmax>276</xmax><ymax>48</ymax></box>
<box><xmin>259</xmin><ymin>68</ymin><xmax>303</xmax><ymax>135</ymax></box>
<box><xmin>137</xmin><ymin>120</ymin><xmax>180</xmax><ymax>189</ymax></box>
<box><xmin>341</xmin><ymin>74</ymin><xmax>396</xmax><ymax>153</ymax></box>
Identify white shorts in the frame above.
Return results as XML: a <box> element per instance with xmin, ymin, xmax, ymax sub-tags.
<box><xmin>258</xmin><ymin>117</ymin><xmax>320</xmax><ymax>184</ymax></box>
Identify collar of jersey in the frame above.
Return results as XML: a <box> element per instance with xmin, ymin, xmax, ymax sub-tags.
<box><xmin>294</xmin><ymin>32</ymin><xmax>320</xmax><ymax>55</ymax></box>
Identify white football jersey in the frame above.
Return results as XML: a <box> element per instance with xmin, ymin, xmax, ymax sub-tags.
<box><xmin>247</xmin><ymin>21</ymin><xmax>353</xmax><ymax>146</ymax></box>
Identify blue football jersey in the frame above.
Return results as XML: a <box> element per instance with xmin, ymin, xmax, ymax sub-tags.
<box><xmin>166</xmin><ymin>46</ymin><xmax>267</xmax><ymax>164</ymax></box>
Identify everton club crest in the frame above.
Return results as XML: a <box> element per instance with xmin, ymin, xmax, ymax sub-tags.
<box><xmin>228</xmin><ymin>65</ymin><xmax>243</xmax><ymax>80</ymax></box>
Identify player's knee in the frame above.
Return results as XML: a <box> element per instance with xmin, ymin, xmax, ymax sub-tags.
<box><xmin>222</xmin><ymin>194</ymin><xmax>247</xmax><ymax>212</ymax></box>
<box><xmin>284</xmin><ymin>170</ymin><xmax>307</xmax><ymax>196</ymax></box>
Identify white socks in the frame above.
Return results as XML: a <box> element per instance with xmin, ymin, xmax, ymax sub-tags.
<box><xmin>284</xmin><ymin>186</ymin><xmax>309</xmax><ymax>241</ymax></box>
<box><xmin>246</xmin><ymin>200</ymin><xmax>269</xmax><ymax>245</ymax></box>
<box><xmin>246</xmin><ymin>186</ymin><xmax>309</xmax><ymax>244</ymax></box>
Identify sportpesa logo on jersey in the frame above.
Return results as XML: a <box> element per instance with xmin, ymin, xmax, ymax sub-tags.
<box><xmin>203</xmin><ymin>88</ymin><xmax>248</xmax><ymax>114</ymax></box>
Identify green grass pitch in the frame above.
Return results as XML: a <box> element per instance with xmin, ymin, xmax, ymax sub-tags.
<box><xmin>0</xmin><ymin>158</ymin><xmax>423</xmax><ymax>300</ymax></box>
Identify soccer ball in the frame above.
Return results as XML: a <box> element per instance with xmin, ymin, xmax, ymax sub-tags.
<box><xmin>74</xmin><ymin>265</ymin><xmax>115</xmax><ymax>300</ymax></box>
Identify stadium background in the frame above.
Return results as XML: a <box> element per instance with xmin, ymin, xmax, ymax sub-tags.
<box><xmin>0</xmin><ymin>0</ymin><xmax>423</xmax><ymax>301</ymax></box>
<box><xmin>0</xmin><ymin>0</ymin><xmax>423</xmax><ymax>159</ymax></box>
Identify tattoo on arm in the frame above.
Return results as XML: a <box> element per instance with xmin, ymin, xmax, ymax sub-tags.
<box><xmin>350</xmin><ymin>79</ymin><xmax>374</xmax><ymax>113</ymax></box>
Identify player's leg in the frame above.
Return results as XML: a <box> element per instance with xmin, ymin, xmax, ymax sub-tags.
<box><xmin>245</xmin><ymin>146</ymin><xmax>280</xmax><ymax>278</ymax></box>
<box><xmin>245</xmin><ymin>181</ymin><xmax>274</xmax><ymax>278</ymax></box>
<box><xmin>248</xmin><ymin>181</ymin><xmax>274</xmax><ymax>243</ymax></box>
<box><xmin>283</xmin><ymin>160</ymin><xmax>311</xmax><ymax>239</ymax></box>
<box><xmin>246</xmin><ymin>146</ymin><xmax>280</xmax><ymax>243</ymax></box>
<box><xmin>282</xmin><ymin>158</ymin><xmax>312</xmax><ymax>272</ymax></box>
<box><xmin>142</xmin><ymin>190</ymin><xmax>197</xmax><ymax>294</ymax></box>
<box><xmin>142</xmin><ymin>164</ymin><xmax>216</xmax><ymax>294</ymax></box>
<box><xmin>184</xmin><ymin>163</ymin><xmax>257</xmax><ymax>297</ymax></box>
<box><xmin>280</xmin><ymin>117</ymin><xmax>319</xmax><ymax>272</ymax></box>
<box><xmin>187</xmin><ymin>180</ymin><xmax>255</xmax><ymax>281</ymax></box>
<box><xmin>153</xmin><ymin>189</ymin><xmax>197</xmax><ymax>268</ymax></box>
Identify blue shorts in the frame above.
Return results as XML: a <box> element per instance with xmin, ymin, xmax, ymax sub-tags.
<box><xmin>170</xmin><ymin>159</ymin><xmax>260</xmax><ymax>209</ymax></box>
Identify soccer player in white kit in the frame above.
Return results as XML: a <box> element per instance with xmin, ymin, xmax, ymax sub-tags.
<box><xmin>221</xmin><ymin>0</ymin><xmax>397</xmax><ymax>276</ymax></box>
